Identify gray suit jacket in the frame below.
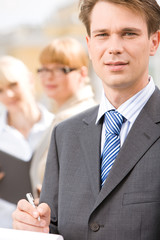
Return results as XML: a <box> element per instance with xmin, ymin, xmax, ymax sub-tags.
<box><xmin>40</xmin><ymin>87</ymin><xmax>160</xmax><ymax>240</ymax></box>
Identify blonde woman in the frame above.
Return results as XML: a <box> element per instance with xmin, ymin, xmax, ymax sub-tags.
<box><xmin>0</xmin><ymin>56</ymin><xmax>54</xmax><ymax>228</ymax></box>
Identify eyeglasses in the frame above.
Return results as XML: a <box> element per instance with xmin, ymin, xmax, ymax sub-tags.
<box><xmin>37</xmin><ymin>66</ymin><xmax>77</xmax><ymax>77</ymax></box>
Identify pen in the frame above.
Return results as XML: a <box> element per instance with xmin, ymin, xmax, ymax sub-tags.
<box><xmin>26</xmin><ymin>193</ymin><xmax>40</xmax><ymax>221</ymax></box>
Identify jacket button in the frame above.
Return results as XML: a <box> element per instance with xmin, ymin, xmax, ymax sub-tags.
<box><xmin>90</xmin><ymin>223</ymin><xmax>100</xmax><ymax>232</ymax></box>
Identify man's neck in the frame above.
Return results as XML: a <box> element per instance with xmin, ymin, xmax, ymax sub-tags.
<box><xmin>103</xmin><ymin>80</ymin><xmax>149</xmax><ymax>109</ymax></box>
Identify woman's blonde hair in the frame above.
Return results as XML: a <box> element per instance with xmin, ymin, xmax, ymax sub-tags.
<box><xmin>0</xmin><ymin>55</ymin><xmax>30</xmax><ymax>87</ymax></box>
<box><xmin>39</xmin><ymin>37</ymin><xmax>89</xmax><ymax>69</ymax></box>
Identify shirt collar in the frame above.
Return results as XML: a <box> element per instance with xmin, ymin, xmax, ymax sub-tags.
<box><xmin>96</xmin><ymin>76</ymin><xmax>155</xmax><ymax>124</ymax></box>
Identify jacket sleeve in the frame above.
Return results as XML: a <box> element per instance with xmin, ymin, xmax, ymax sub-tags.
<box><xmin>40</xmin><ymin>125</ymin><xmax>59</xmax><ymax>234</ymax></box>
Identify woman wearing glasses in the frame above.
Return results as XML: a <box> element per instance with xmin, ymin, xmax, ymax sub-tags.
<box><xmin>37</xmin><ymin>37</ymin><xmax>97</xmax><ymax>125</ymax></box>
<box><xmin>34</xmin><ymin>37</ymin><xmax>97</xmax><ymax>189</ymax></box>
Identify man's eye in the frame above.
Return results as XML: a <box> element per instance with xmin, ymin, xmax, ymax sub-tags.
<box><xmin>96</xmin><ymin>33</ymin><xmax>108</xmax><ymax>38</ymax></box>
<box><xmin>124</xmin><ymin>32</ymin><xmax>137</xmax><ymax>36</ymax></box>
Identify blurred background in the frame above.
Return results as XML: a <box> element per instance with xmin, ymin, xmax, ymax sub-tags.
<box><xmin>0</xmin><ymin>0</ymin><xmax>160</xmax><ymax>105</ymax></box>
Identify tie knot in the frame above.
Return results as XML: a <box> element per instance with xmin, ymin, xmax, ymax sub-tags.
<box><xmin>104</xmin><ymin>110</ymin><xmax>124</xmax><ymax>135</ymax></box>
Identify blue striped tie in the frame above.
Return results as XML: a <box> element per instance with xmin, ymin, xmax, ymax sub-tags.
<box><xmin>101</xmin><ymin>110</ymin><xmax>124</xmax><ymax>187</ymax></box>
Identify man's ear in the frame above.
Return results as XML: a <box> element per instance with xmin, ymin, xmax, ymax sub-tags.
<box><xmin>86</xmin><ymin>36</ymin><xmax>92</xmax><ymax>60</ymax></box>
<box><xmin>150</xmin><ymin>31</ymin><xmax>160</xmax><ymax>56</ymax></box>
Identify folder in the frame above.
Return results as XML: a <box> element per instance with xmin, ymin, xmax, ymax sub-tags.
<box><xmin>0</xmin><ymin>151</ymin><xmax>32</xmax><ymax>204</ymax></box>
<box><xmin>0</xmin><ymin>228</ymin><xmax>63</xmax><ymax>240</ymax></box>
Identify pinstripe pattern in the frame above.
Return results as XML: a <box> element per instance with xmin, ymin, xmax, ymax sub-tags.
<box><xmin>101</xmin><ymin>110</ymin><xmax>124</xmax><ymax>187</ymax></box>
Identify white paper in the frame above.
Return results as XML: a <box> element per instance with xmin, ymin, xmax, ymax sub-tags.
<box><xmin>0</xmin><ymin>228</ymin><xmax>63</xmax><ymax>240</ymax></box>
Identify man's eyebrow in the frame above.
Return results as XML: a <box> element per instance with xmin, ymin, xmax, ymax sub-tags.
<box><xmin>92</xmin><ymin>29</ymin><xmax>108</xmax><ymax>34</ymax></box>
<box><xmin>121</xmin><ymin>27</ymin><xmax>142</xmax><ymax>33</ymax></box>
<box><xmin>92</xmin><ymin>27</ymin><xmax>142</xmax><ymax>34</ymax></box>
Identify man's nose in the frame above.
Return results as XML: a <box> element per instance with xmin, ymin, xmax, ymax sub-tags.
<box><xmin>108</xmin><ymin>35</ymin><xmax>123</xmax><ymax>55</ymax></box>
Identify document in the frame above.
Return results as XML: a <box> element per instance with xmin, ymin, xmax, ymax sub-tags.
<box><xmin>0</xmin><ymin>228</ymin><xmax>64</xmax><ymax>240</ymax></box>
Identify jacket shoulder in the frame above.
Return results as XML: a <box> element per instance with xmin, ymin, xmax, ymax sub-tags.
<box><xmin>55</xmin><ymin>105</ymin><xmax>99</xmax><ymax>131</ymax></box>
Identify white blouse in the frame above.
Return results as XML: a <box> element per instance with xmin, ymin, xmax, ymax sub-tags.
<box><xmin>0</xmin><ymin>104</ymin><xmax>54</xmax><ymax>161</ymax></box>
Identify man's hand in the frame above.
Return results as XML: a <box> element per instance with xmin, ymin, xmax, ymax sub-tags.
<box><xmin>12</xmin><ymin>199</ymin><xmax>51</xmax><ymax>233</ymax></box>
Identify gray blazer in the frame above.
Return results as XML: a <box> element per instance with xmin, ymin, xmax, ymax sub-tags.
<box><xmin>40</xmin><ymin>87</ymin><xmax>160</xmax><ymax>240</ymax></box>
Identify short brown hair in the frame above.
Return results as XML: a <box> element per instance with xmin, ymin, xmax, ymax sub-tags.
<box><xmin>39</xmin><ymin>37</ymin><xmax>89</xmax><ymax>69</ymax></box>
<box><xmin>79</xmin><ymin>0</ymin><xmax>160</xmax><ymax>36</ymax></box>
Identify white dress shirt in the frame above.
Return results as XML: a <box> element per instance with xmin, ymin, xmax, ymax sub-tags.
<box><xmin>96</xmin><ymin>77</ymin><xmax>155</xmax><ymax>153</ymax></box>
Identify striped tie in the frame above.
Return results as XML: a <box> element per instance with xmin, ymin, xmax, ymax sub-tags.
<box><xmin>101</xmin><ymin>110</ymin><xmax>124</xmax><ymax>187</ymax></box>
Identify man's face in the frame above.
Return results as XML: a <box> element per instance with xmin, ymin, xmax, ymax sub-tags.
<box><xmin>86</xmin><ymin>1</ymin><xmax>159</xmax><ymax>98</ymax></box>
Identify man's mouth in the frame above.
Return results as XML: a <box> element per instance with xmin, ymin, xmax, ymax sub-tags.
<box><xmin>105</xmin><ymin>61</ymin><xmax>128</xmax><ymax>71</ymax></box>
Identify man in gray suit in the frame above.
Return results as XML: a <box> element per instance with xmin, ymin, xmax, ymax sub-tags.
<box><xmin>13</xmin><ymin>0</ymin><xmax>160</xmax><ymax>239</ymax></box>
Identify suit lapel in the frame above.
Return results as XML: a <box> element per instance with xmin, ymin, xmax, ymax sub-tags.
<box><xmin>79</xmin><ymin>107</ymin><xmax>102</xmax><ymax>198</ymax></box>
